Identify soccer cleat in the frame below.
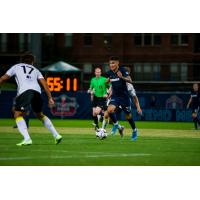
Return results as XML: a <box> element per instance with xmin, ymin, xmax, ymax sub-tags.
<box><xmin>16</xmin><ymin>139</ymin><xmax>32</xmax><ymax>146</ymax></box>
<box><xmin>119</xmin><ymin>126</ymin><xmax>124</xmax><ymax>138</ymax></box>
<box><xmin>111</xmin><ymin>124</ymin><xmax>119</xmax><ymax>135</ymax></box>
<box><xmin>55</xmin><ymin>134</ymin><xmax>62</xmax><ymax>145</ymax></box>
<box><xmin>131</xmin><ymin>129</ymin><xmax>138</xmax><ymax>141</ymax></box>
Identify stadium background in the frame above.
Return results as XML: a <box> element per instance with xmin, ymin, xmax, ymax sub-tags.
<box><xmin>0</xmin><ymin>33</ymin><xmax>200</xmax><ymax>121</ymax></box>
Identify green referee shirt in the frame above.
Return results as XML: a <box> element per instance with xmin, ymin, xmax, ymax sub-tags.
<box><xmin>90</xmin><ymin>76</ymin><xmax>110</xmax><ymax>97</ymax></box>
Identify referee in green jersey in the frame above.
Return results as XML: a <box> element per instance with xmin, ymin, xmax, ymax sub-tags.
<box><xmin>88</xmin><ymin>67</ymin><xmax>110</xmax><ymax>130</ymax></box>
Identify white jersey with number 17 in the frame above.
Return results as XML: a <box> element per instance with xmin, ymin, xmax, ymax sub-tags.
<box><xmin>6</xmin><ymin>63</ymin><xmax>44</xmax><ymax>96</ymax></box>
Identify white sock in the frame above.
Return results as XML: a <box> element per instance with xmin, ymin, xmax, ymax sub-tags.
<box><xmin>102</xmin><ymin>119</ymin><xmax>108</xmax><ymax>129</ymax></box>
<box><xmin>113</xmin><ymin>122</ymin><xmax>118</xmax><ymax>126</ymax></box>
<box><xmin>42</xmin><ymin>116</ymin><xmax>59</xmax><ymax>138</ymax></box>
<box><xmin>16</xmin><ymin>117</ymin><xmax>31</xmax><ymax>141</ymax></box>
<box><xmin>97</xmin><ymin>114</ymin><xmax>101</xmax><ymax>122</ymax></box>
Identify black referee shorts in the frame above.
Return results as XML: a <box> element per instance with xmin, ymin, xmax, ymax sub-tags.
<box><xmin>92</xmin><ymin>95</ymin><xmax>107</xmax><ymax>110</ymax></box>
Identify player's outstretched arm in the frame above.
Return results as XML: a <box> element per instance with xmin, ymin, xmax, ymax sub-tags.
<box><xmin>123</xmin><ymin>75</ymin><xmax>133</xmax><ymax>84</ymax></box>
<box><xmin>0</xmin><ymin>74</ymin><xmax>10</xmax><ymax>86</ymax></box>
<box><xmin>133</xmin><ymin>96</ymin><xmax>142</xmax><ymax>115</ymax></box>
<box><xmin>38</xmin><ymin>78</ymin><xmax>54</xmax><ymax>107</ymax></box>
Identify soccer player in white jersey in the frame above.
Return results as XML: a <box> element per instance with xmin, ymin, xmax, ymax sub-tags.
<box><xmin>125</xmin><ymin>67</ymin><xmax>142</xmax><ymax>115</ymax></box>
<box><xmin>0</xmin><ymin>53</ymin><xmax>62</xmax><ymax>146</ymax></box>
<box><xmin>126</xmin><ymin>82</ymin><xmax>142</xmax><ymax>115</ymax></box>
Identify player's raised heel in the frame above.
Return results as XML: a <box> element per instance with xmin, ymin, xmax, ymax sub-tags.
<box><xmin>119</xmin><ymin>126</ymin><xmax>124</xmax><ymax>138</ymax></box>
<box><xmin>131</xmin><ymin>129</ymin><xmax>138</xmax><ymax>141</ymax></box>
<box><xmin>16</xmin><ymin>139</ymin><xmax>32</xmax><ymax>146</ymax></box>
<box><xmin>55</xmin><ymin>134</ymin><xmax>62</xmax><ymax>145</ymax></box>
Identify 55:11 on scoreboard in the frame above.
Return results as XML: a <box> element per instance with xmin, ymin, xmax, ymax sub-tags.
<box><xmin>46</xmin><ymin>76</ymin><xmax>78</xmax><ymax>92</ymax></box>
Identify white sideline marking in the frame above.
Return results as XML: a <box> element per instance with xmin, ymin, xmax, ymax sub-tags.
<box><xmin>0</xmin><ymin>157</ymin><xmax>31</xmax><ymax>161</ymax></box>
<box><xmin>0</xmin><ymin>153</ymin><xmax>151</xmax><ymax>161</ymax></box>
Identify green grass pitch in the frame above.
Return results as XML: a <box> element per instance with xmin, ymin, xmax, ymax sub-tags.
<box><xmin>0</xmin><ymin>119</ymin><xmax>200</xmax><ymax>166</ymax></box>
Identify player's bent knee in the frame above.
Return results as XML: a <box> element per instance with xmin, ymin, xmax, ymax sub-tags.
<box><xmin>96</xmin><ymin>107</ymin><xmax>101</xmax><ymax>113</ymax></box>
<box><xmin>93</xmin><ymin>110</ymin><xmax>99</xmax><ymax>116</ymax></box>
<box><xmin>35</xmin><ymin>112</ymin><xmax>45</xmax><ymax>120</ymax></box>
<box><xmin>92</xmin><ymin>108</ymin><xmax>98</xmax><ymax>116</ymax></box>
<box><xmin>192</xmin><ymin>113</ymin><xmax>197</xmax><ymax>119</ymax></box>
<box><xmin>14</xmin><ymin>111</ymin><xmax>23</xmax><ymax>119</ymax></box>
<box><xmin>107</xmin><ymin>106</ymin><xmax>115</xmax><ymax>113</ymax></box>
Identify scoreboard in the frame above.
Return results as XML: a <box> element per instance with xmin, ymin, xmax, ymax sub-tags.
<box><xmin>46</xmin><ymin>75</ymin><xmax>79</xmax><ymax>92</ymax></box>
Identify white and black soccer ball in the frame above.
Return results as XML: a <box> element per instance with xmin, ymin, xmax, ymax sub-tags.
<box><xmin>96</xmin><ymin>128</ymin><xmax>107</xmax><ymax>140</ymax></box>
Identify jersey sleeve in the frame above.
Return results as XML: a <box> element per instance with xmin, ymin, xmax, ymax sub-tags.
<box><xmin>37</xmin><ymin>70</ymin><xmax>44</xmax><ymax>79</ymax></box>
<box><xmin>6</xmin><ymin>65</ymin><xmax>16</xmax><ymax>77</ymax></box>
<box><xmin>120</xmin><ymin>67</ymin><xmax>129</xmax><ymax>77</ymax></box>
<box><xmin>127</xmin><ymin>82</ymin><xmax>136</xmax><ymax>97</ymax></box>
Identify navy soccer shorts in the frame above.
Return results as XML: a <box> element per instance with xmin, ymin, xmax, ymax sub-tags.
<box><xmin>109</xmin><ymin>96</ymin><xmax>131</xmax><ymax>114</ymax></box>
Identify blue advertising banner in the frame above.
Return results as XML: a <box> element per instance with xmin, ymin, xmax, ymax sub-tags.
<box><xmin>0</xmin><ymin>91</ymin><xmax>92</xmax><ymax>119</ymax></box>
<box><xmin>0</xmin><ymin>90</ymin><xmax>195</xmax><ymax>122</ymax></box>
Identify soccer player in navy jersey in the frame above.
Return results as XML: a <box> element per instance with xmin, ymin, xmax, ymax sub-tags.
<box><xmin>106</xmin><ymin>56</ymin><xmax>138</xmax><ymax>140</ymax></box>
<box><xmin>187</xmin><ymin>83</ymin><xmax>200</xmax><ymax>129</ymax></box>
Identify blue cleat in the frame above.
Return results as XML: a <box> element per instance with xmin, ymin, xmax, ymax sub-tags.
<box><xmin>111</xmin><ymin>124</ymin><xmax>119</xmax><ymax>135</ymax></box>
<box><xmin>131</xmin><ymin>128</ymin><xmax>138</xmax><ymax>141</ymax></box>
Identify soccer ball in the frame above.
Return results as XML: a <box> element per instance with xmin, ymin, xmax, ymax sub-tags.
<box><xmin>96</xmin><ymin>128</ymin><xmax>107</xmax><ymax>140</ymax></box>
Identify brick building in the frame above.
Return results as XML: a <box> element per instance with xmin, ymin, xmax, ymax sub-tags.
<box><xmin>0</xmin><ymin>33</ymin><xmax>200</xmax><ymax>90</ymax></box>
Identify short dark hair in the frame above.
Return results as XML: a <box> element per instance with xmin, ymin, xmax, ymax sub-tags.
<box><xmin>109</xmin><ymin>56</ymin><xmax>119</xmax><ymax>61</ymax></box>
<box><xmin>21</xmin><ymin>53</ymin><xmax>35</xmax><ymax>64</ymax></box>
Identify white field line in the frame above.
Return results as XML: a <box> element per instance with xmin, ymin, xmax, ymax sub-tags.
<box><xmin>0</xmin><ymin>157</ymin><xmax>31</xmax><ymax>160</ymax></box>
<box><xmin>1</xmin><ymin>126</ymin><xmax>200</xmax><ymax>138</ymax></box>
<box><xmin>0</xmin><ymin>153</ymin><xmax>151</xmax><ymax>161</ymax></box>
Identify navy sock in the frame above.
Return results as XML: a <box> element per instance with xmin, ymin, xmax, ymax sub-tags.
<box><xmin>109</xmin><ymin>112</ymin><xmax>117</xmax><ymax>124</ymax></box>
<box><xmin>193</xmin><ymin>117</ymin><xmax>198</xmax><ymax>129</ymax></box>
<box><xmin>127</xmin><ymin>118</ymin><xmax>136</xmax><ymax>130</ymax></box>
